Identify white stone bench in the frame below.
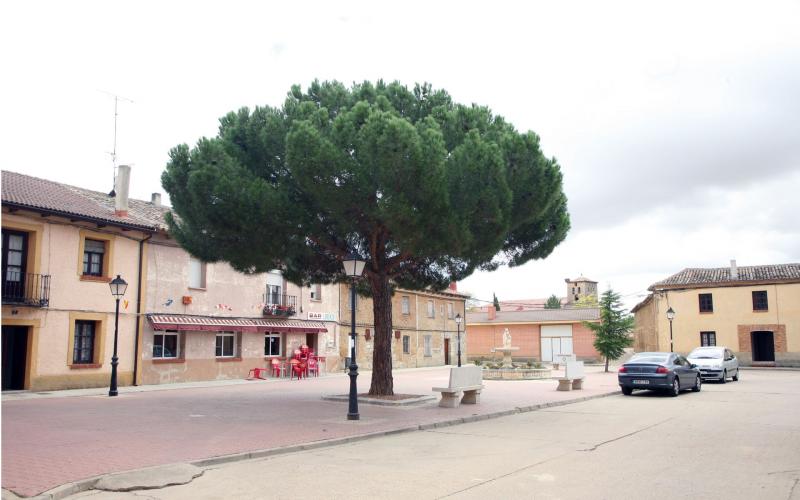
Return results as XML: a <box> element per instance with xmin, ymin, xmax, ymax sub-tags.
<box><xmin>432</xmin><ymin>365</ymin><xmax>484</xmax><ymax>408</ymax></box>
<box><xmin>556</xmin><ymin>361</ymin><xmax>585</xmax><ymax>391</ymax></box>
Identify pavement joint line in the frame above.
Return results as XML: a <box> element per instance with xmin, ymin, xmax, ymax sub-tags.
<box><xmin>27</xmin><ymin>389</ymin><xmax>619</xmax><ymax>500</ymax></box>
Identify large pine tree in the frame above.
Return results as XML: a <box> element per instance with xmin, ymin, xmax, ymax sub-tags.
<box><xmin>162</xmin><ymin>80</ymin><xmax>570</xmax><ymax>395</ymax></box>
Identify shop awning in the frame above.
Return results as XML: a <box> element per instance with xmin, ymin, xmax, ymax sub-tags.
<box><xmin>147</xmin><ymin>314</ymin><xmax>328</xmax><ymax>333</ymax></box>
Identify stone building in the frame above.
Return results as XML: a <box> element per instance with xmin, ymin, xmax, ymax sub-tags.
<box><xmin>632</xmin><ymin>261</ymin><xmax>800</xmax><ymax>366</ymax></box>
<box><xmin>338</xmin><ymin>284</ymin><xmax>467</xmax><ymax>369</ymax></box>
<box><xmin>564</xmin><ymin>275</ymin><xmax>598</xmax><ymax>304</ymax></box>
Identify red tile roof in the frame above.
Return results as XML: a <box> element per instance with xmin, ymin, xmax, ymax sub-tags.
<box><xmin>466</xmin><ymin>307</ymin><xmax>600</xmax><ymax>324</ymax></box>
<box><xmin>649</xmin><ymin>264</ymin><xmax>800</xmax><ymax>290</ymax></box>
<box><xmin>2</xmin><ymin>170</ymin><xmax>170</xmax><ymax>231</ymax></box>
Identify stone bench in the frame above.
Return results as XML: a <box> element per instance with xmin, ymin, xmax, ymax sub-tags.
<box><xmin>556</xmin><ymin>360</ymin><xmax>585</xmax><ymax>391</ymax></box>
<box><xmin>432</xmin><ymin>365</ymin><xmax>484</xmax><ymax>408</ymax></box>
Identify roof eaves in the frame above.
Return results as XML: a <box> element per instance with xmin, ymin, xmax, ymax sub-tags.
<box><xmin>3</xmin><ymin>201</ymin><xmax>158</xmax><ymax>232</ymax></box>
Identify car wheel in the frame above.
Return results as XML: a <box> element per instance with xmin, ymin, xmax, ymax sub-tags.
<box><xmin>720</xmin><ymin>370</ymin><xmax>727</xmax><ymax>384</ymax></box>
<box><xmin>732</xmin><ymin>369</ymin><xmax>739</xmax><ymax>382</ymax></box>
<box><xmin>621</xmin><ymin>387</ymin><xmax>633</xmax><ymax>396</ymax></box>
<box><xmin>692</xmin><ymin>375</ymin><xmax>702</xmax><ymax>392</ymax></box>
<box><xmin>670</xmin><ymin>378</ymin><xmax>680</xmax><ymax>397</ymax></box>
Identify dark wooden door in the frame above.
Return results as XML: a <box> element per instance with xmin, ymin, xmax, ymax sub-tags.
<box><xmin>752</xmin><ymin>331</ymin><xmax>775</xmax><ymax>362</ymax></box>
<box><xmin>444</xmin><ymin>338</ymin><xmax>450</xmax><ymax>365</ymax></box>
<box><xmin>2</xmin><ymin>326</ymin><xmax>28</xmax><ymax>390</ymax></box>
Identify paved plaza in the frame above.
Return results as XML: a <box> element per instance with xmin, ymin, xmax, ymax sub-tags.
<box><xmin>2</xmin><ymin>366</ymin><xmax>619</xmax><ymax>497</ymax></box>
<box><xmin>68</xmin><ymin>370</ymin><xmax>800</xmax><ymax>500</ymax></box>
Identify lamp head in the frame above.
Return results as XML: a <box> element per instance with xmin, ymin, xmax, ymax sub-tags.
<box><xmin>455</xmin><ymin>313</ymin><xmax>462</xmax><ymax>325</ymax></box>
<box><xmin>666</xmin><ymin>306</ymin><xmax>675</xmax><ymax>321</ymax></box>
<box><xmin>109</xmin><ymin>275</ymin><xmax>128</xmax><ymax>298</ymax></box>
<box><xmin>341</xmin><ymin>253</ymin><xmax>366</xmax><ymax>278</ymax></box>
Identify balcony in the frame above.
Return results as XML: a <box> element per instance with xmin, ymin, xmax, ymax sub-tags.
<box><xmin>263</xmin><ymin>294</ymin><xmax>297</xmax><ymax>318</ymax></box>
<box><xmin>2</xmin><ymin>273</ymin><xmax>51</xmax><ymax>307</ymax></box>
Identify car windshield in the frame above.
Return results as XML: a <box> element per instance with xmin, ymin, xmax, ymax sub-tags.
<box><xmin>629</xmin><ymin>353</ymin><xmax>670</xmax><ymax>364</ymax></box>
<box><xmin>689</xmin><ymin>349</ymin><xmax>722</xmax><ymax>359</ymax></box>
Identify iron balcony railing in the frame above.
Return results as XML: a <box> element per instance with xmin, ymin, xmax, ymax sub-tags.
<box><xmin>2</xmin><ymin>272</ymin><xmax>51</xmax><ymax>307</ymax></box>
<box><xmin>263</xmin><ymin>294</ymin><xmax>297</xmax><ymax>317</ymax></box>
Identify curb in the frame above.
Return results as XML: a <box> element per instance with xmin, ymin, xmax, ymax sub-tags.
<box><xmin>23</xmin><ymin>389</ymin><xmax>619</xmax><ymax>499</ymax></box>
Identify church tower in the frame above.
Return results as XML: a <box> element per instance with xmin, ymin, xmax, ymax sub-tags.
<box><xmin>564</xmin><ymin>275</ymin><xmax>598</xmax><ymax>304</ymax></box>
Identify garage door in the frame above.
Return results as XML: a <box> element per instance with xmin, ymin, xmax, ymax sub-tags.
<box><xmin>540</xmin><ymin>325</ymin><xmax>573</xmax><ymax>362</ymax></box>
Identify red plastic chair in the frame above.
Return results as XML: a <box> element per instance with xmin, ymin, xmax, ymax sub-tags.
<box><xmin>307</xmin><ymin>358</ymin><xmax>319</xmax><ymax>377</ymax></box>
<box><xmin>270</xmin><ymin>358</ymin><xmax>283</xmax><ymax>378</ymax></box>
<box><xmin>290</xmin><ymin>359</ymin><xmax>304</xmax><ymax>380</ymax></box>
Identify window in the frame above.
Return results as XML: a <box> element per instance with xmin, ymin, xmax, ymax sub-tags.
<box><xmin>402</xmin><ymin>335</ymin><xmax>410</xmax><ymax>354</ymax></box>
<box><xmin>188</xmin><ymin>257</ymin><xmax>206</xmax><ymax>288</ymax></box>
<box><xmin>752</xmin><ymin>291</ymin><xmax>768</xmax><ymax>311</ymax></box>
<box><xmin>423</xmin><ymin>335</ymin><xmax>432</xmax><ymax>356</ymax></box>
<box><xmin>401</xmin><ymin>296</ymin><xmax>410</xmax><ymax>315</ymax></box>
<box><xmin>3</xmin><ymin>230</ymin><xmax>27</xmax><ymax>284</ymax></box>
<box><xmin>698</xmin><ymin>293</ymin><xmax>713</xmax><ymax>313</ymax></box>
<box><xmin>83</xmin><ymin>239</ymin><xmax>105</xmax><ymax>276</ymax></box>
<box><xmin>153</xmin><ymin>331</ymin><xmax>179</xmax><ymax>358</ymax></box>
<box><xmin>73</xmin><ymin>321</ymin><xmax>96</xmax><ymax>364</ymax></box>
<box><xmin>700</xmin><ymin>331</ymin><xmax>716</xmax><ymax>347</ymax></box>
<box><xmin>427</xmin><ymin>300</ymin><xmax>435</xmax><ymax>318</ymax></box>
<box><xmin>265</xmin><ymin>333</ymin><xmax>282</xmax><ymax>356</ymax></box>
<box><xmin>267</xmin><ymin>284</ymin><xmax>282</xmax><ymax>305</ymax></box>
<box><xmin>447</xmin><ymin>303</ymin><xmax>454</xmax><ymax>319</ymax></box>
<box><xmin>215</xmin><ymin>332</ymin><xmax>236</xmax><ymax>357</ymax></box>
<box><xmin>310</xmin><ymin>284</ymin><xmax>322</xmax><ymax>301</ymax></box>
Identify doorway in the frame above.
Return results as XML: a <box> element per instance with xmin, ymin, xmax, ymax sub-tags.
<box><xmin>444</xmin><ymin>338</ymin><xmax>450</xmax><ymax>365</ymax></box>
<box><xmin>751</xmin><ymin>331</ymin><xmax>775</xmax><ymax>362</ymax></box>
<box><xmin>305</xmin><ymin>333</ymin><xmax>317</xmax><ymax>354</ymax></box>
<box><xmin>2</xmin><ymin>325</ymin><xmax>29</xmax><ymax>390</ymax></box>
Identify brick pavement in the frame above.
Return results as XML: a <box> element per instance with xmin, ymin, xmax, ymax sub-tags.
<box><xmin>1</xmin><ymin>366</ymin><xmax>620</xmax><ymax>497</ymax></box>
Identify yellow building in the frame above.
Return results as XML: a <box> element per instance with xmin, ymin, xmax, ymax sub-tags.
<box><xmin>632</xmin><ymin>261</ymin><xmax>800</xmax><ymax>367</ymax></box>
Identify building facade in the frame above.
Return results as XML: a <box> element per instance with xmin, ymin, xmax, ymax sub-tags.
<box><xmin>2</xmin><ymin>168</ymin><xmax>151</xmax><ymax>390</ymax></box>
<box><xmin>466</xmin><ymin>307</ymin><xmax>602</xmax><ymax>363</ymax></box>
<box><xmin>632</xmin><ymin>261</ymin><xmax>800</xmax><ymax>367</ymax></box>
<box><xmin>339</xmin><ymin>284</ymin><xmax>467</xmax><ymax>369</ymax></box>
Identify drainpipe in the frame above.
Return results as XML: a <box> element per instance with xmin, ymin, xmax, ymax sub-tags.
<box><xmin>132</xmin><ymin>233</ymin><xmax>152</xmax><ymax>386</ymax></box>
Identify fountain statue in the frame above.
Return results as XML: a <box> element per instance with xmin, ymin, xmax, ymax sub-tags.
<box><xmin>492</xmin><ymin>328</ymin><xmax>520</xmax><ymax>368</ymax></box>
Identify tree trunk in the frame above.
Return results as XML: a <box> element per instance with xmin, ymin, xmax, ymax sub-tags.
<box><xmin>604</xmin><ymin>356</ymin><xmax>609</xmax><ymax>373</ymax></box>
<box><xmin>368</xmin><ymin>272</ymin><xmax>394</xmax><ymax>395</ymax></box>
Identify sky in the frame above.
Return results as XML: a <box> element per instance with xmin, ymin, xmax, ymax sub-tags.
<box><xmin>2</xmin><ymin>1</ymin><xmax>799</xmax><ymax>309</ymax></box>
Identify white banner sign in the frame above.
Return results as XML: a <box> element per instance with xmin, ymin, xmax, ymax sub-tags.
<box><xmin>308</xmin><ymin>311</ymin><xmax>337</xmax><ymax>322</ymax></box>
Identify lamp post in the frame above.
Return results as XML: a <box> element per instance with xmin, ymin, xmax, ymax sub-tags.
<box><xmin>455</xmin><ymin>313</ymin><xmax>462</xmax><ymax>367</ymax></box>
<box><xmin>108</xmin><ymin>275</ymin><xmax>128</xmax><ymax>397</ymax></box>
<box><xmin>666</xmin><ymin>307</ymin><xmax>675</xmax><ymax>353</ymax></box>
<box><xmin>342</xmin><ymin>254</ymin><xmax>366</xmax><ymax>420</ymax></box>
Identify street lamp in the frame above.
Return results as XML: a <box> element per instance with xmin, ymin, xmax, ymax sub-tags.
<box><xmin>666</xmin><ymin>306</ymin><xmax>675</xmax><ymax>353</ymax></box>
<box><xmin>455</xmin><ymin>313</ymin><xmax>463</xmax><ymax>367</ymax></box>
<box><xmin>342</xmin><ymin>253</ymin><xmax>366</xmax><ymax>420</ymax></box>
<box><xmin>108</xmin><ymin>274</ymin><xmax>128</xmax><ymax>397</ymax></box>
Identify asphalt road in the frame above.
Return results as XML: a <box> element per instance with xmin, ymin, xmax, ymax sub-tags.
<box><xmin>72</xmin><ymin>370</ymin><xmax>800</xmax><ymax>500</ymax></box>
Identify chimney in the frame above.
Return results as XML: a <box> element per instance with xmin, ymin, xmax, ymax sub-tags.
<box><xmin>115</xmin><ymin>165</ymin><xmax>131</xmax><ymax>217</ymax></box>
<box><xmin>487</xmin><ymin>305</ymin><xmax>496</xmax><ymax>320</ymax></box>
<box><xmin>151</xmin><ymin>192</ymin><xmax>161</xmax><ymax>207</ymax></box>
<box><xmin>730</xmin><ymin>259</ymin><xmax>738</xmax><ymax>280</ymax></box>
<box><xmin>448</xmin><ymin>282</ymin><xmax>457</xmax><ymax>291</ymax></box>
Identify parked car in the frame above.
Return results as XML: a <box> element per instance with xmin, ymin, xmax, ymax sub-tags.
<box><xmin>618</xmin><ymin>352</ymin><xmax>701</xmax><ymax>397</ymax></box>
<box><xmin>687</xmin><ymin>346</ymin><xmax>740</xmax><ymax>383</ymax></box>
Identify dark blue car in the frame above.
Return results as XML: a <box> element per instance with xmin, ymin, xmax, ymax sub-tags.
<box><xmin>618</xmin><ymin>352</ymin><xmax>702</xmax><ymax>397</ymax></box>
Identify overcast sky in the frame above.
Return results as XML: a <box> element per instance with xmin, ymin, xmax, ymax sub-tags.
<box><xmin>3</xmin><ymin>1</ymin><xmax>799</xmax><ymax>309</ymax></box>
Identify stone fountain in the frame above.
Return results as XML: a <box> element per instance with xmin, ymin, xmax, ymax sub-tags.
<box><xmin>483</xmin><ymin>328</ymin><xmax>551</xmax><ymax>380</ymax></box>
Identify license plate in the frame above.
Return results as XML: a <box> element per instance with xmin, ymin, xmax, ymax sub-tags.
<box><xmin>633</xmin><ymin>379</ymin><xmax>650</xmax><ymax>385</ymax></box>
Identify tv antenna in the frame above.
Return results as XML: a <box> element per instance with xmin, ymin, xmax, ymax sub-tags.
<box><xmin>98</xmin><ymin>90</ymin><xmax>134</xmax><ymax>194</ymax></box>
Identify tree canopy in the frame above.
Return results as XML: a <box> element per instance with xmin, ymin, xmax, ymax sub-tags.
<box><xmin>162</xmin><ymin>80</ymin><xmax>570</xmax><ymax>394</ymax></box>
<box><xmin>544</xmin><ymin>294</ymin><xmax>561</xmax><ymax>309</ymax></box>
<box><xmin>584</xmin><ymin>289</ymin><xmax>634</xmax><ymax>372</ymax></box>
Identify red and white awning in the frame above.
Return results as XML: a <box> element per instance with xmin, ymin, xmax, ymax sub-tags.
<box><xmin>147</xmin><ymin>314</ymin><xmax>328</xmax><ymax>333</ymax></box>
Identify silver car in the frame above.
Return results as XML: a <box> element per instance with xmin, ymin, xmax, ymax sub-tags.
<box><xmin>687</xmin><ymin>346</ymin><xmax>740</xmax><ymax>383</ymax></box>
